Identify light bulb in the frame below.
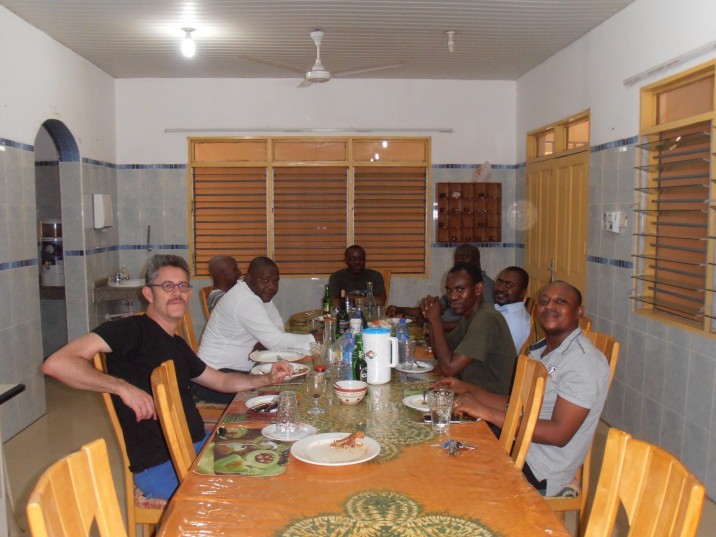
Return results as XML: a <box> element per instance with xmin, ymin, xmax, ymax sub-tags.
<box><xmin>446</xmin><ymin>31</ymin><xmax>455</xmax><ymax>54</ymax></box>
<box><xmin>181</xmin><ymin>28</ymin><xmax>196</xmax><ymax>58</ymax></box>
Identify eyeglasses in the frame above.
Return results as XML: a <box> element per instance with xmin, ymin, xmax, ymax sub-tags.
<box><xmin>150</xmin><ymin>281</ymin><xmax>193</xmax><ymax>293</ymax></box>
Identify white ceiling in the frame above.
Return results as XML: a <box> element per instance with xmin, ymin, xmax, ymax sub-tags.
<box><xmin>1</xmin><ymin>0</ymin><xmax>635</xmax><ymax>81</ymax></box>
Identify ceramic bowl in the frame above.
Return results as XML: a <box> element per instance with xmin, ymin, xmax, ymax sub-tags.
<box><xmin>334</xmin><ymin>380</ymin><xmax>368</xmax><ymax>404</ymax></box>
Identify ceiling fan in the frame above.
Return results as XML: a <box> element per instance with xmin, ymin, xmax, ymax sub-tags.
<box><xmin>298</xmin><ymin>29</ymin><xmax>405</xmax><ymax>88</ymax></box>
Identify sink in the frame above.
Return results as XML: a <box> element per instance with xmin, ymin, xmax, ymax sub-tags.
<box><xmin>107</xmin><ymin>278</ymin><xmax>145</xmax><ymax>288</ymax></box>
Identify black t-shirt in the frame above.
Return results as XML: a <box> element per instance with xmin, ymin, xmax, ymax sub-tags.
<box><xmin>93</xmin><ymin>315</ymin><xmax>207</xmax><ymax>472</ymax></box>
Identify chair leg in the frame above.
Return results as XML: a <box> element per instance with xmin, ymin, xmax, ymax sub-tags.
<box><xmin>140</xmin><ymin>523</ymin><xmax>156</xmax><ymax>536</ymax></box>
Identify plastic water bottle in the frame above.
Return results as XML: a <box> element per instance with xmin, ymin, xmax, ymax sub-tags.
<box><xmin>341</xmin><ymin>333</ymin><xmax>355</xmax><ymax>382</ymax></box>
<box><xmin>396</xmin><ymin>318</ymin><xmax>409</xmax><ymax>364</ymax></box>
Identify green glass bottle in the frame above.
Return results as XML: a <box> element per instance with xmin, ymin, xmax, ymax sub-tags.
<box><xmin>321</xmin><ymin>284</ymin><xmax>331</xmax><ymax>315</ymax></box>
<box><xmin>337</xmin><ymin>290</ymin><xmax>350</xmax><ymax>337</ymax></box>
<box><xmin>352</xmin><ymin>333</ymin><xmax>367</xmax><ymax>382</ymax></box>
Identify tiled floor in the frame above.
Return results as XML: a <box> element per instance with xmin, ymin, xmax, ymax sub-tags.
<box><xmin>4</xmin><ymin>378</ymin><xmax>716</xmax><ymax>536</ymax></box>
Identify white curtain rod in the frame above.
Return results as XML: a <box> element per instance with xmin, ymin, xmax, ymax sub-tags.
<box><xmin>624</xmin><ymin>39</ymin><xmax>716</xmax><ymax>87</ymax></box>
<box><xmin>164</xmin><ymin>127</ymin><xmax>453</xmax><ymax>134</ymax></box>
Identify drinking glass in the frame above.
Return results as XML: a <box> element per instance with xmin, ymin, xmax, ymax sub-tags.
<box><xmin>427</xmin><ymin>389</ymin><xmax>454</xmax><ymax>434</ymax></box>
<box><xmin>399</xmin><ymin>338</ymin><xmax>417</xmax><ymax>369</ymax></box>
<box><xmin>306</xmin><ymin>371</ymin><xmax>326</xmax><ymax>415</ymax></box>
<box><xmin>309</xmin><ymin>341</ymin><xmax>322</xmax><ymax>368</ymax></box>
<box><xmin>275</xmin><ymin>391</ymin><xmax>299</xmax><ymax>434</ymax></box>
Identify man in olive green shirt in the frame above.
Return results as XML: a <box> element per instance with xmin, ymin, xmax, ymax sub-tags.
<box><xmin>421</xmin><ymin>263</ymin><xmax>516</xmax><ymax>395</ymax></box>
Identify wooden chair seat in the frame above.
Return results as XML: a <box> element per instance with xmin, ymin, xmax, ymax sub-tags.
<box><xmin>27</xmin><ymin>438</ymin><xmax>128</xmax><ymax>537</ymax></box>
<box><xmin>584</xmin><ymin>428</ymin><xmax>705</xmax><ymax>537</ymax></box>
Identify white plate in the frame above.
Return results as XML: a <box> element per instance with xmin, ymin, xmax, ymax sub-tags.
<box><xmin>261</xmin><ymin>423</ymin><xmax>317</xmax><ymax>442</ymax></box>
<box><xmin>291</xmin><ymin>433</ymin><xmax>381</xmax><ymax>466</ymax></box>
<box><xmin>250</xmin><ymin>362</ymin><xmax>309</xmax><ymax>380</ymax></box>
<box><xmin>250</xmin><ymin>349</ymin><xmax>305</xmax><ymax>363</ymax></box>
<box><xmin>396</xmin><ymin>362</ymin><xmax>434</xmax><ymax>374</ymax></box>
<box><xmin>402</xmin><ymin>394</ymin><xmax>429</xmax><ymax>412</ymax></box>
<box><xmin>388</xmin><ymin>317</ymin><xmax>413</xmax><ymax>325</ymax></box>
<box><xmin>246</xmin><ymin>395</ymin><xmax>278</xmax><ymax>412</ymax></box>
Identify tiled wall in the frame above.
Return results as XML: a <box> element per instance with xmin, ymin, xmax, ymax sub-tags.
<box><xmin>585</xmin><ymin>138</ymin><xmax>716</xmax><ymax>495</ymax></box>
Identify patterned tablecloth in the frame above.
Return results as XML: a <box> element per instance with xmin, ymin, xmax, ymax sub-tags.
<box><xmin>157</xmin><ymin>371</ymin><xmax>569</xmax><ymax>537</ymax></box>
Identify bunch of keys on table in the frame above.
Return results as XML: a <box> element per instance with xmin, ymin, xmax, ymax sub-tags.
<box><xmin>431</xmin><ymin>439</ymin><xmax>478</xmax><ymax>456</ymax></box>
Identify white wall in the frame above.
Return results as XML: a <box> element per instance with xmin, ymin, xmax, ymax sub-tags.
<box><xmin>0</xmin><ymin>6</ymin><xmax>117</xmax><ymax>160</ymax></box>
<box><xmin>517</xmin><ymin>0</ymin><xmax>716</xmax><ymax>152</ymax></box>
<box><xmin>115</xmin><ymin>78</ymin><xmax>516</xmax><ymax>164</ymax></box>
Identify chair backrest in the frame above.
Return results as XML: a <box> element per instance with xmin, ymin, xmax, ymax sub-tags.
<box><xmin>150</xmin><ymin>360</ymin><xmax>196</xmax><ymax>481</ymax></box>
<box><xmin>499</xmin><ymin>354</ymin><xmax>549</xmax><ymax>470</ymax></box>
<box><xmin>519</xmin><ymin>297</ymin><xmax>540</xmax><ymax>356</ymax></box>
<box><xmin>92</xmin><ymin>353</ymin><xmax>165</xmax><ymax>537</ymax></box>
<box><xmin>584</xmin><ymin>428</ymin><xmax>705</xmax><ymax>537</ymax></box>
<box><xmin>584</xmin><ymin>330</ymin><xmax>619</xmax><ymax>385</ymax></box>
<box><xmin>376</xmin><ymin>268</ymin><xmax>391</xmax><ymax>304</ymax></box>
<box><xmin>176</xmin><ymin>308</ymin><xmax>198</xmax><ymax>353</ymax></box>
<box><xmin>200</xmin><ymin>286</ymin><xmax>213</xmax><ymax>320</ymax></box>
<box><xmin>579</xmin><ymin>315</ymin><xmax>592</xmax><ymax>332</ymax></box>
<box><xmin>27</xmin><ymin>438</ymin><xmax>128</xmax><ymax>537</ymax></box>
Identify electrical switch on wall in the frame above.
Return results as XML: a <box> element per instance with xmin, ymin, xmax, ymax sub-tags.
<box><xmin>602</xmin><ymin>211</ymin><xmax>627</xmax><ymax>233</ymax></box>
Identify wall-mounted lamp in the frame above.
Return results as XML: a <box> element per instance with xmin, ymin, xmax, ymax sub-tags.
<box><xmin>181</xmin><ymin>28</ymin><xmax>196</xmax><ymax>58</ymax></box>
<box><xmin>446</xmin><ymin>31</ymin><xmax>455</xmax><ymax>54</ymax></box>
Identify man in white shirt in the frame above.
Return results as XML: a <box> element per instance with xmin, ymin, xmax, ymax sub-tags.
<box><xmin>195</xmin><ymin>256</ymin><xmax>316</xmax><ymax>403</ymax></box>
<box><xmin>493</xmin><ymin>266</ymin><xmax>531</xmax><ymax>353</ymax></box>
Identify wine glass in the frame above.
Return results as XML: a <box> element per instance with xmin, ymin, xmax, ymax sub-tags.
<box><xmin>306</xmin><ymin>371</ymin><xmax>326</xmax><ymax>415</ymax></box>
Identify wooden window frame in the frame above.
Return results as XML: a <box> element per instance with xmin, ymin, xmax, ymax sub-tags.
<box><xmin>188</xmin><ymin>136</ymin><xmax>431</xmax><ymax>277</ymax></box>
<box><xmin>634</xmin><ymin>60</ymin><xmax>716</xmax><ymax>333</ymax></box>
<box><xmin>527</xmin><ymin>112</ymin><xmax>590</xmax><ymax>163</ymax></box>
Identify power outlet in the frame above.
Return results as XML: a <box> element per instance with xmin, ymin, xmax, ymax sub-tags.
<box><xmin>602</xmin><ymin>211</ymin><xmax>627</xmax><ymax>233</ymax></box>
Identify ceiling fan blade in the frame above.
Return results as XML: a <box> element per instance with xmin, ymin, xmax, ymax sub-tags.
<box><xmin>238</xmin><ymin>55</ymin><xmax>304</xmax><ymax>75</ymax></box>
<box><xmin>335</xmin><ymin>63</ymin><xmax>407</xmax><ymax>77</ymax></box>
<box><xmin>297</xmin><ymin>78</ymin><xmax>313</xmax><ymax>88</ymax></box>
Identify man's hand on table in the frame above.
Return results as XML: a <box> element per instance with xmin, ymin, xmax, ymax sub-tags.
<box><xmin>420</xmin><ymin>295</ymin><xmax>442</xmax><ymax>324</ymax></box>
<box><xmin>431</xmin><ymin>376</ymin><xmax>471</xmax><ymax>395</ymax></box>
<box><xmin>267</xmin><ymin>361</ymin><xmax>293</xmax><ymax>385</ymax></box>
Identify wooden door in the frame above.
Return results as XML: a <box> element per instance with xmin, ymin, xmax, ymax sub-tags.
<box><xmin>525</xmin><ymin>151</ymin><xmax>589</xmax><ymax>301</ymax></box>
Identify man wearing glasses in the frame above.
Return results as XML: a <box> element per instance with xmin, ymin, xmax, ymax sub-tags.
<box><xmin>43</xmin><ymin>254</ymin><xmax>292</xmax><ymax>499</ymax></box>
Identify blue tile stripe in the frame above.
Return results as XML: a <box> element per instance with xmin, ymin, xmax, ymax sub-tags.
<box><xmin>432</xmin><ymin>163</ymin><xmax>520</xmax><ymax>170</ymax></box>
<box><xmin>590</xmin><ymin>136</ymin><xmax>638</xmax><ymax>153</ymax></box>
<box><xmin>587</xmin><ymin>255</ymin><xmax>633</xmax><ymax>269</ymax></box>
<box><xmin>63</xmin><ymin>244</ymin><xmax>188</xmax><ymax>257</ymax></box>
<box><xmin>35</xmin><ymin>161</ymin><xmax>59</xmax><ymax>167</ymax></box>
<box><xmin>432</xmin><ymin>242</ymin><xmax>524</xmax><ymax>249</ymax></box>
<box><xmin>0</xmin><ymin>138</ymin><xmax>34</xmax><ymax>151</ymax></box>
<box><xmin>0</xmin><ymin>258</ymin><xmax>38</xmax><ymax>271</ymax></box>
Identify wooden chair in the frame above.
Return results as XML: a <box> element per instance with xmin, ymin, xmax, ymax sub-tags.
<box><xmin>519</xmin><ymin>297</ymin><xmax>540</xmax><ymax>356</ymax></box>
<box><xmin>545</xmin><ymin>331</ymin><xmax>620</xmax><ymax>536</ymax></box>
<box><xmin>150</xmin><ymin>360</ymin><xmax>196</xmax><ymax>481</ymax></box>
<box><xmin>175</xmin><ymin>308</ymin><xmax>198</xmax><ymax>353</ymax></box>
<box><xmin>200</xmin><ymin>286</ymin><xmax>213</xmax><ymax>320</ymax></box>
<box><xmin>27</xmin><ymin>438</ymin><xmax>128</xmax><ymax>537</ymax></box>
<box><xmin>499</xmin><ymin>354</ymin><xmax>549</xmax><ymax>470</ymax></box>
<box><xmin>376</xmin><ymin>268</ymin><xmax>391</xmax><ymax>304</ymax></box>
<box><xmin>584</xmin><ymin>428</ymin><xmax>705</xmax><ymax>537</ymax></box>
<box><xmin>579</xmin><ymin>315</ymin><xmax>592</xmax><ymax>332</ymax></box>
<box><xmin>92</xmin><ymin>353</ymin><xmax>165</xmax><ymax>537</ymax></box>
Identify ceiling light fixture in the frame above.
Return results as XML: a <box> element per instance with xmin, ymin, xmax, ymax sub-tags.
<box><xmin>446</xmin><ymin>31</ymin><xmax>455</xmax><ymax>54</ymax></box>
<box><xmin>181</xmin><ymin>28</ymin><xmax>196</xmax><ymax>58</ymax></box>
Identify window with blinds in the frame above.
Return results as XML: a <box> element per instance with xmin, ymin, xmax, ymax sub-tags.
<box><xmin>634</xmin><ymin>61</ymin><xmax>716</xmax><ymax>332</ymax></box>
<box><xmin>189</xmin><ymin>137</ymin><xmax>430</xmax><ymax>277</ymax></box>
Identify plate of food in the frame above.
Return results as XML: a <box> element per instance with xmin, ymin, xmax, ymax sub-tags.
<box><xmin>402</xmin><ymin>394</ymin><xmax>429</xmax><ymax>412</ymax></box>
<box><xmin>250</xmin><ymin>362</ymin><xmax>309</xmax><ymax>380</ymax></box>
<box><xmin>395</xmin><ymin>361</ymin><xmax>434</xmax><ymax>374</ymax></box>
<box><xmin>290</xmin><ymin>432</ymin><xmax>380</xmax><ymax>466</ymax></box>
<box><xmin>245</xmin><ymin>395</ymin><xmax>278</xmax><ymax>412</ymax></box>
<box><xmin>388</xmin><ymin>317</ymin><xmax>413</xmax><ymax>325</ymax></box>
<box><xmin>249</xmin><ymin>349</ymin><xmax>305</xmax><ymax>363</ymax></box>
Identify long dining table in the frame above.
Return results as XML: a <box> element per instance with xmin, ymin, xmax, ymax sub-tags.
<box><xmin>156</xmin><ymin>352</ymin><xmax>570</xmax><ymax>537</ymax></box>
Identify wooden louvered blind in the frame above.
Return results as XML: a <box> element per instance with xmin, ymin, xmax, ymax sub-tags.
<box><xmin>274</xmin><ymin>167</ymin><xmax>348</xmax><ymax>275</ymax></box>
<box><xmin>190</xmin><ymin>137</ymin><xmax>430</xmax><ymax>277</ymax></box>
<box><xmin>634</xmin><ymin>61</ymin><xmax>716</xmax><ymax>333</ymax></box>
<box><xmin>193</xmin><ymin>167</ymin><xmax>267</xmax><ymax>276</ymax></box>
<box><xmin>354</xmin><ymin>167</ymin><xmax>427</xmax><ymax>274</ymax></box>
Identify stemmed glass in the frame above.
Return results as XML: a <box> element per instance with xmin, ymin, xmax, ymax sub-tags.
<box><xmin>306</xmin><ymin>370</ymin><xmax>326</xmax><ymax>415</ymax></box>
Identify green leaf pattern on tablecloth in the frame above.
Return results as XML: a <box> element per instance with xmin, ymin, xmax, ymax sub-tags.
<box><xmin>280</xmin><ymin>490</ymin><xmax>496</xmax><ymax>536</ymax></box>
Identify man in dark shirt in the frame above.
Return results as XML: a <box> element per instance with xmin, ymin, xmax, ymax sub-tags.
<box><xmin>328</xmin><ymin>245</ymin><xmax>386</xmax><ymax>307</ymax></box>
<box><xmin>421</xmin><ymin>263</ymin><xmax>516</xmax><ymax>395</ymax></box>
<box><xmin>43</xmin><ymin>254</ymin><xmax>290</xmax><ymax>499</ymax></box>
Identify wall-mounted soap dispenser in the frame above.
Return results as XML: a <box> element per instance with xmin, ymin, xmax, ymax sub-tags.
<box><xmin>93</xmin><ymin>194</ymin><xmax>113</xmax><ymax>229</ymax></box>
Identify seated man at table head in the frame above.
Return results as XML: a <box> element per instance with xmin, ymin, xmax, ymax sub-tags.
<box><xmin>387</xmin><ymin>243</ymin><xmax>494</xmax><ymax>328</ymax></box>
<box><xmin>328</xmin><ymin>244</ymin><xmax>386</xmax><ymax>307</ymax></box>
<box><xmin>197</xmin><ymin>256</ymin><xmax>316</xmax><ymax>402</ymax></box>
<box><xmin>42</xmin><ymin>254</ymin><xmax>291</xmax><ymax>500</ymax></box>
<box><xmin>443</xmin><ymin>281</ymin><xmax>610</xmax><ymax>497</ymax></box>
<box><xmin>206</xmin><ymin>255</ymin><xmax>242</xmax><ymax>313</ymax></box>
<box><xmin>421</xmin><ymin>263</ymin><xmax>516</xmax><ymax>395</ymax></box>
<box><xmin>493</xmin><ymin>266</ymin><xmax>531</xmax><ymax>352</ymax></box>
